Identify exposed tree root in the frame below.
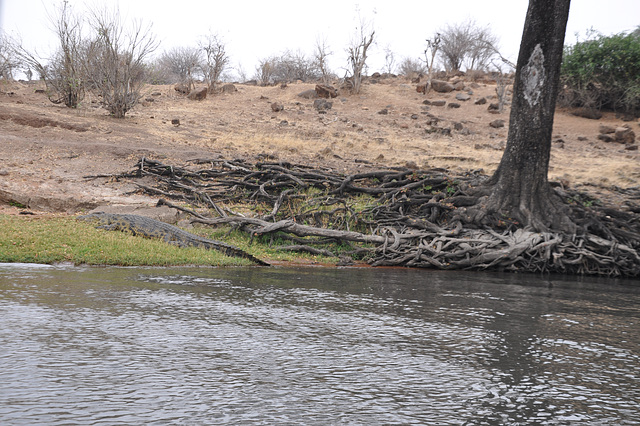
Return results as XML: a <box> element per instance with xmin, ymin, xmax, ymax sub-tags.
<box><xmin>90</xmin><ymin>157</ymin><xmax>640</xmax><ymax>277</ymax></box>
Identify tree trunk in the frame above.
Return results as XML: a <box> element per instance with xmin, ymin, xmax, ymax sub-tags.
<box><xmin>471</xmin><ymin>0</ymin><xmax>573</xmax><ymax>232</ymax></box>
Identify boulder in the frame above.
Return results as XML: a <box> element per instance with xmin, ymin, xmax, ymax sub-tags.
<box><xmin>221</xmin><ymin>83</ymin><xmax>237</xmax><ymax>94</ymax></box>
<box><xmin>313</xmin><ymin>99</ymin><xmax>333</xmax><ymax>112</ymax></box>
<box><xmin>430</xmin><ymin>79</ymin><xmax>455</xmax><ymax>93</ymax></box>
<box><xmin>452</xmin><ymin>80</ymin><xmax>465</xmax><ymax>91</ymax></box>
<box><xmin>297</xmin><ymin>89</ymin><xmax>318</xmax><ymax>99</ymax></box>
<box><xmin>271</xmin><ymin>103</ymin><xmax>284</xmax><ymax>112</ymax></box>
<box><xmin>431</xmin><ymin>100</ymin><xmax>447</xmax><ymax>107</ymax></box>
<box><xmin>488</xmin><ymin>103</ymin><xmax>500</xmax><ymax>113</ymax></box>
<box><xmin>597</xmin><ymin>134</ymin><xmax>615</xmax><ymax>143</ymax></box>
<box><xmin>315</xmin><ymin>84</ymin><xmax>338</xmax><ymax>98</ymax></box>
<box><xmin>447</xmin><ymin>102</ymin><xmax>461</xmax><ymax>109</ymax></box>
<box><xmin>416</xmin><ymin>84</ymin><xmax>427</xmax><ymax>94</ymax></box>
<box><xmin>571</xmin><ymin>107</ymin><xmax>602</xmax><ymax>120</ymax></box>
<box><xmin>455</xmin><ymin>93</ymin><xmax>471</xmax><ymax>101</ymax></box>
<box><xmin>615</xmin><ymin>126</ymin><xmax>635</xmax><ymax>144</ymax></box>
<box><xmin>187</xmin><ymin>87</ymin><xmax>208</xmax><ymax>101</ymax></box>
<box><xmin>599</xmin><ymin>124</ymin><xmax>616</xmax><ymax>134</ymax></box>
<box><xmin>490</xmin><ymin>119</ymin><xmax>505</xmax><ymax>128</ymax></box>
<box><xmin>474</xmin><ymin>97</ymin><xmax>487</xmax><ymax>105</ymax></box>
<box><xmin>174</xmin><ymin>83</ymin><xmax>190</xmax><ymax>94</ymax></box>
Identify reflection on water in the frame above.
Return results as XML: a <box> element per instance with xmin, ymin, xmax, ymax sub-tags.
<box><xmin>1</xmin><ymin>264</ymin><xmax>639</xmax><ymax>424</ymax></box>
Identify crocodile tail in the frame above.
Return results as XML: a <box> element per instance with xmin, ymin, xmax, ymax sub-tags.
<box><xmin>210</xmin><ymin>243</ymin><xmax>270</xmax><ymax>266</ymax></box>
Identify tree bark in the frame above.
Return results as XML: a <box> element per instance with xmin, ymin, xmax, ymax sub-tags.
<box><xmin>468</xmin><ymin>0</ymin><xmax>573</xmax><ymax>232</ymax></box>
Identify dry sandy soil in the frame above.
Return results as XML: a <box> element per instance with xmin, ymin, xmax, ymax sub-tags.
<box><xmin>1</xmin><ymin>77</ymin><xmax>638</xmax><ymax>216</ymax></box>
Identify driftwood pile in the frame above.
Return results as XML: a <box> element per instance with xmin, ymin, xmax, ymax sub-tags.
<box><xmin>96</xmin><ymin>157</ymin><xmax>640</xmax><ymax>277</ymax></box>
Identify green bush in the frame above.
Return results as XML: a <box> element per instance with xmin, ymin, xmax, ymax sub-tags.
<box><xmin>561</xmin><ymin>28</ymin><xmax>640</xmax><ymax>116</ymax></box>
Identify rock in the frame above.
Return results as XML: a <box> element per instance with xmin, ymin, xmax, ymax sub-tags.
<box><xmin>447</xmin><ymin>102</ymin><xmax>461</xmax><ymax>109</ymax></box>
<box><xmin>171</xmin><ymin>118</ymin><xmax>180</xmax><ymax>126</ymax></box>
<box><xmin>174</xmin><ymin>83</ymin><xmax>190</xmax><ymax>94</ymax></box>
<box><xmin>187</xmin><ymin>87</ymin><xmax>208</xmax><ymax>101</ymax></box>
<box><xmin>615</xmin><ymin>126</ymin><xmax>635</xmax><ymax>144</ymax></box>
<box><xmin>571</xmin><ymin>107</ymin><xmax>602</xmax><ymax>120</ymax></box>
<box><xmin>297</xmin><ymin>89</ymin><xmax>318</xmax><ymax>99</ymax></box>
<box><xmin>430</xmin><ymin>79</ymin><xmax>455</xmax><ymax>93</ymax></box>
<box><xmin>410</xmin><ymin>114</ymin><xmax>419</xmax><ymax>120</ymax></box>
<box><xmin>431</xmin><ymin>100</ymin><xmax>446</xmax><ymax>107</ymax></box>
<box><xmin>378</xmin><ymin>108</ymin><xmax>388</xmax><ymax>115</ymax></box>
<box><xmin>453</xmin><ymin>122</ymin><xmax>464</xmax><ymax>131</ymax></box>
<box><xmin>490</xmin><ymin>119</ymin><xmax>505</xmax><ymax>128</ymax></box>
<box><xmin>313</xmin><ymin>99</ymin><xmax>333</xmax><ymax>111</ymax></box>
<box><xmin>452</xmin><ymin>81</ymin><xmax>465</xmax><ymax>91</ymax></box>
<box><xmin>271</xmin><ymin>103</ymin><xmax>284</xmax><ymax>112</ymax></box>
<box><xmin>221</xmin><ymin>83</ymin><xmax>237</xmax><ymax>94</ymax></box>
<box><xmin>455</xmin><ymin>93</ymin><xmax>471</xmax><ymax>101</ymax></box>
<box><xmin>315</xmin><ymin>84</ymin><xmax>338</xmax><ymax>99</ymax></box>
<box><xmin>597</xmin><ymin>134</ymin><xmax>615</xmax><ymax>143</ymax></box>
<box><xmin>599</xmin><ymin>124</ymin><xmax>616</xmax><ymax>134</ymax></box>
<box><xmin>624</xmin><ymin>144</ymin><xmax>638</xmax><ymax>151</ymax></box>
<box><xmin>474</xmin><ymin>97</ymin><xmax>487</xmax><ymax>105</ymax></box>
<box><xmin>416</xmin><ymin>84</ymin><xmax>428</xmax><ymax>94</ymax></box>
<box><xmin>487</xmin><ymin>103</ymin><xmax>502</xmax><ymax>113</ymax></box>
<box><xmin>151</xmin><ymin>92</ymin><xmax>161</xmax><ymax>96</ymax></box>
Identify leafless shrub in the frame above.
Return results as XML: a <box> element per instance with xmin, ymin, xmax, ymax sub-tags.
<box><xmin>382</xmin><ymin>45</ymin><xmax>396</xmax><ymax>75</ymax></box>
<box><xmin>346</xmin><ymin>20</ymin><xmax>375</xmax><ymax>94</ymax></box>
<box><xmin>254</xmin><ymin>56</ymin><xmax>276</xmax><ymax>85</ymax></box>
<box><xmin>12</xmin><ymin>2</ymin><xmax>85</xmax><ymax>107</ymax></box>
<box><xmin>156</xmin><ymin>46</ymin><xmax>202</xmax><ymax>88</ymax></box>
<box><xmin>0</xmin><ymin>32</ymin><xmax>20</xmax><ymax>80</ymax></box>
<box><xmin>255</xmin><ymin>51</ymin><xmax>320</xmax><ymax>85</ymax></box>
<box><xmin>314</xmin><ymin>36</ymin><xmax>333</xmax><ymax>84</ymax></box>
<box><xmin>84</xmin><ymin>7</ymin><xmax>158</xmax><ymax>118</ymax></box>
<box><xmin>438</xmin><ymin>20</ymin><xmax>499</xmax><ymax>72</ymax></box>
<box><xmin>200</xmin><ymin>33</ymin><xmax>229</xmax><ymax>93</ymax></box>
<box><xmin>398</xmin><ymin>57</ymin><xmax>427</xmax><ymax>77</ymax></box>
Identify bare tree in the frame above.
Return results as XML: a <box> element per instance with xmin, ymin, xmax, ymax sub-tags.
<box><xmin>0</xmin><ymin>33</ymin><xmax>20</xmax><ymax>80</ymax></box>
<box><xmin>12</xmin><ymin>1</ymin><xmax>85</xmax><ymax>107</ymax></box>
<box><xmin>314</xmin><ymin>36</ymin><xmax>333</xmax><ymax>84</ymax></box>
<box><xmin>157</xmin><ymin>46</ymin><xmax>202</xmax><ymax>89</ymax></box>
<box><xmin>346</xmin><ymin>21</ymin><xmax>375</xmax><ymax>94</ymax></box>
<box><xmin>422</xmin><ymin>34</ymin><xmax>441</xmax><ymax>93</ymax></box>
<box><xmin>84</xmin><ymin>6</ymin><xmax>158</xmax><ymax>118</ymax></box>
<box><xmin>200</xmin><ymin>33</ymin><xmax>229</xmax><ymax>93</ymax></box>
<box><xmin>439</xmin><ymin>20</ymin><xmax>499</xmax><ymax>72</ymax></box>
<box><xmin>382</xmin><ymin>45</ymin><xmax>396</xmax><ymax>75</ymax></box>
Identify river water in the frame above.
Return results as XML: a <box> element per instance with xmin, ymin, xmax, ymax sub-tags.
<box><xmin>0</xmin><ymin>263</ymin><xmax>639</xmax><ymax>425</ymax></box>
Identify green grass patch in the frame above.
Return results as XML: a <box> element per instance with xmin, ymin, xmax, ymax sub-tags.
<box><xmin>0</xmin><ymin>215</ymin><xmax>257</xmax><ymax>266</ymax></box>
<box><xmin>0</xmin><ymin>214</ymin><xmax>341</xmax><ymax>266</ymax></box>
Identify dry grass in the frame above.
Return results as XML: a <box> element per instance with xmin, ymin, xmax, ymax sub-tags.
<box><xmin>0</xmin><ymin>76</ymin><xmax>638</xmax><ymax>213</ymax></box>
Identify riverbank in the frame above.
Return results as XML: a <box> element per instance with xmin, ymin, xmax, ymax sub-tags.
<box><xmin>1</xmin><ymin>78</ymin><xmax>638</xmax><ymax>275</ymax></box>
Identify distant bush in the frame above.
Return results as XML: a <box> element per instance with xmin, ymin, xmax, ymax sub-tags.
<box><xmin>398</xmin><ymin>57</ymin><xmax>427</xmax><ymax>77</ymax></box>
<box><xmin>561</xmin><ymin>28</ymin><xmax>640</xmax><ymax>116</ymax></box>
<box><xmin>254</xmin><ymin>50</ymin><xmax>320</xmax><ymax>85</ymax></box>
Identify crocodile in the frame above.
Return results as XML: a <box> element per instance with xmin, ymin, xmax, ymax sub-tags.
<box><xmin>77</xmin><ymin>212</ymin><xmax>270</xmax><ymax>266</ymax></box>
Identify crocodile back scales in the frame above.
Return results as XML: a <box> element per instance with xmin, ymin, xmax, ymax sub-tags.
<box><xmin>77</xmin><ymin>212</ymin><xmax>269</xmax><ymax>266</ymax></box>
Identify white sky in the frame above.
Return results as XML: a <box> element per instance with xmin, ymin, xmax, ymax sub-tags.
<box><xmin>1</xmin><ymin>0</ymin><xmax>639</xmax><ymax>79</ymax></box>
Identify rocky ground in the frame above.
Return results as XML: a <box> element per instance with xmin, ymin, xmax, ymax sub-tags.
<box><xmin>1</xmin><ymin>76</ymin><xmax>638</xmax><ymax>217</ymax></box>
